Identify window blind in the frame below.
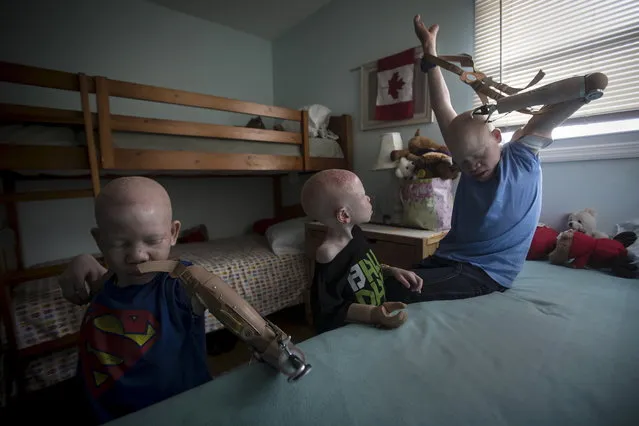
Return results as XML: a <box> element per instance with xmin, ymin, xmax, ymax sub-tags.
<box><xmin>473</xmin><ymin>0</ymin><xmax>639</xmax><ymax>127</ymax></box>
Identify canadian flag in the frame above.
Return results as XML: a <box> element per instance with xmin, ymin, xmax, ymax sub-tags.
<box><xmin>375</xmin><ymin>48</ymin><xmax>416</xmax><ymax>121</ymax></box>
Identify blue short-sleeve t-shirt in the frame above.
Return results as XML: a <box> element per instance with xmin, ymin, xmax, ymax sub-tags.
<box><xmin>435</xmin><ymin>137</ymin><xmax>546</xmax><ymax>287</ymax></box>
<box><xmin>77</xmin><ymin>260</ymin><xmax>212</xmax><ymax>423</ymax></box>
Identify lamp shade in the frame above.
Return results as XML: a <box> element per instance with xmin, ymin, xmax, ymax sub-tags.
<box><xmin>373</xmin><ymin>132</ymin><xmax>403</xmax><ymax>170</ymax></box>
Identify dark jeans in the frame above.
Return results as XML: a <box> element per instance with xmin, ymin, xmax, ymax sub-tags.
<box><xmin>385</xmin><ymin>256</ymin><xmax>507</xmax><ymax>304</ymax></box>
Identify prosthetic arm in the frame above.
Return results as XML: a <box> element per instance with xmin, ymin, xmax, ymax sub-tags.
<box><xmin>421</xmin><ymin>53</ymin><xmax>608</xmax><ymax>117</ymax></box>
<box><xmin>493</xmin><ymin>73</ymin><xmax>608</xmax><ymax>114</ymax></box>
<box><xmin>135</xmin><ymin>260</ymin><xmax>311</xmax><ymax>382</ymax></box>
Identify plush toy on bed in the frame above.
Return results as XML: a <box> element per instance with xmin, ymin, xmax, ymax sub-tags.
<box><xmin>548</xmin><ymin>229</ymin><xmax>638</xmax><ymax>278</ymax></box>
<box><xmin>566</xmin><ymin>208</ymin><xmax>609</xmax><ymax>239</ymax></box>
<box><xmin>527</xmin><ymin>224</ymin><xmax>560</xmax><ymax>260</ymax></box>
<box><xmin>390</xmin><ymin>129</ymin><xmax>460</xmax><ymax>180</ymax></box>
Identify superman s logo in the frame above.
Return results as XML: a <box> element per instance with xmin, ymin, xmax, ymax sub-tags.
<box><xmin>79</xmin><ymin>304</ymin><xmax>160</xmax><ymax>397</ymax></box>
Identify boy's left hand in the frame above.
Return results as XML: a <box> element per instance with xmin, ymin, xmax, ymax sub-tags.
<box><xmin>388</xmin><ymin>267</ymin><xmax>423</xmax><ymax>293</ymax></box>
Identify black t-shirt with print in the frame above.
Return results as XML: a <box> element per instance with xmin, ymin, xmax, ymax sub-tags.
<box><xmin>310</xmin><ymin>225</ymin><xmax>386</xmax><ymax>334</ymax></box>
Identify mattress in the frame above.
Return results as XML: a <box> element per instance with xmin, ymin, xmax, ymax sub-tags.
<box><xmin>107</xmin><ymin>261</ymin><xmax>639</xmax><ymax>426</ymax></box>
<box><xmin>0</xmin><ymin>124</ymin><xmax>345</xmax><ymax>158</ymax></box>
<box><xmin>8</xmin><ymin>235</ymin><xmax>309</xmax><ymax>393</ymax></box>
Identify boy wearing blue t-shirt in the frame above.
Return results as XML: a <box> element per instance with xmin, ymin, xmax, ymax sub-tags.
<box><xmin>386</xmin><ymin>16</ymin><xmax>608</xmax><ymax>302</ymax></box>
<box><xmin>59</xmin><ymin>177</ymin><xmax>211</xmax><ymax>424</ymax></box>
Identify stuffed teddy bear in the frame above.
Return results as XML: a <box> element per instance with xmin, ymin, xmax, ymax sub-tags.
<box><xmin>548</xmin><ymin>229</ymin><xmax>637</xmax><ymax>278</ymax></box>
<box><xmin>527</xmin><ymin>224</ymin><xmax>559</xmax><ymax>260</ymax></box>
<box><xmin>567</xmin><ymin>208</ymin><xmax>609</xmax><ymax>239</ymax></box>
<box><xmin>390</xmin><ymin>129</ymin><xmax>459</xmax><ymax>181</ymax></box>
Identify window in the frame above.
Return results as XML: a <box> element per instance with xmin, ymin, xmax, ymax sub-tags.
<box><xmin>474</xmin><ymin>0</ymin><xmax>639</xmax><ymax>132</ymax></box>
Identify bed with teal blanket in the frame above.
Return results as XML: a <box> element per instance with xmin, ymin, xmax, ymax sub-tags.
<box><xmin>107</xmin><ymin>261</ymin><xmax>639</xmax><ymax>426</ymax></box>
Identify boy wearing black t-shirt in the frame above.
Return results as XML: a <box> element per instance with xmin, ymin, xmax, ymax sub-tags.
<box><xmin>301</xmin><ymin>169</ymin><xmax>423</xmax><ymax>334</ymax></box>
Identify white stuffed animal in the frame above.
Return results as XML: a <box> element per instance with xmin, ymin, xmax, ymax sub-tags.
<box><xmin>567</xmin><ymin>208</ymin><xmax>609</xmax><ymax>239</ymax></box>
<box><xmin>395</xmin><ymin>157</ymin><xmax>415</xmax><ymax>179</ymax></box>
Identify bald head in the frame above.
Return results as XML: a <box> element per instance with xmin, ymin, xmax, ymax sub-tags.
<box><xmin>95</xmin><ymin>176</ymin><xmax>172</xmax><ymax>227</ymax></box>
<box><xmin>444</xmin><ymin>110</ymin><xmax>497</xmax><ymax>160</ymax></box>
<box><xmin>92</xmin><ymin>176</ymin><xmax>180</xmax><ymax>285</ymax></box>
<box><xmin>302</xmin><ymin>169</ymin><xmax>358</xmax><ymax>220</ymax></box>
<box><xmin>301</xmin><ymin>169</ymin><xmax>371</xmax><ymax>227</ymax></box>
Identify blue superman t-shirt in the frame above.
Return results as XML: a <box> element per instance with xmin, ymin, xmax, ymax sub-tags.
<box><xmin>77</xmin><ymin>260</ymin><xmax>211</xmax><ymax>423</ymax></box>
<box><xmin>436</xmin><ymin>137</ymin><xmax>546</xmax><ymax>288</ymax></box>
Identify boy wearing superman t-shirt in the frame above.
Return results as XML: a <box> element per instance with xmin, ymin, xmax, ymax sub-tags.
<box><xmin>59</xmin><ymin>177</ymin><xmax>210</xmax><ymax>424</ymax></box>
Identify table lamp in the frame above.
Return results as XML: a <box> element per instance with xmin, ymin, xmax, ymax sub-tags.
<box><xmin>373</xmin><ymin>132</ymin><xmax>402</xmax><ymax>170</ymax></box>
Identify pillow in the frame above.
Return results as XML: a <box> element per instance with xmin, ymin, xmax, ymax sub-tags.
<box><xmin>265</xmin><ymin>217</ymin><xmax>309</xmax><ymax>255</ymax></box>
<box><xmin>303</xmin><ymin>104</ymin><xmax>332</xmax><ymax>138</ymax></box>
<box><xmin>177</xmin><ymin>224</ymin><xmax>209</xmax><ymax>244</ymax></box>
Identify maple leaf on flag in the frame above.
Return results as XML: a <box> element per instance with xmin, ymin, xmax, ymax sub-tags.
<box><xmin>387</xmin><ymin>72</ymin><xmax>405</xmax><ymax>99</ymax></box>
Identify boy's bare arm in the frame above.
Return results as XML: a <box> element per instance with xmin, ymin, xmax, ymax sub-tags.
<box><xmin>414</xmin><ymin>16</ymin><xmax>457</xmax><ymax>136</ymax></box>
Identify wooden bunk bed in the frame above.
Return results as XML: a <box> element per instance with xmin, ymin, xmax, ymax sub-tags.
<box><xmin>0</xmin><ymin>60</ymin><xmax>353</xmax><ymax>398</ymax></box>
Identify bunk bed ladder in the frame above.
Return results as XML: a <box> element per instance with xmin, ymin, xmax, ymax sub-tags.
<box><xmin>0</xmin><ymin>71</ymin><xmax>104</xmax><ymax>399</ymax></box>
<box><xmin>79</xmin><ymin>73</ymin><xmax>102</xmax><ymax>196</ymax></box>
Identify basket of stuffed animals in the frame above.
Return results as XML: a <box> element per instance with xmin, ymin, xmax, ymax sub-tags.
<box><xmin>392</xmin><ymin>130</ymin><xmax>458</xmax><ymax>231</ymax></box>
<box><xmin>399</xmin><ymin>178</ymin><xmax>454</xmax><ymax>231</ymax></box>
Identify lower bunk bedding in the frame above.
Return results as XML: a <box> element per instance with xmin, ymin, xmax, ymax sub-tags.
<box><xmin>7</xmin><ymin>234</ymin><xmax>308</xmax><ymax>393</ymax></box>
<box><xmin>107</xmin><ymin>261</ymin><xmax>639</xmax><ymax>426</ymax></box>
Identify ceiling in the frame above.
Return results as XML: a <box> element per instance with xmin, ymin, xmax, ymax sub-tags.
<box><xmin>149</xmin><ymin>0</ymin><xmax>334</xmax><ymax>40</ymax></box>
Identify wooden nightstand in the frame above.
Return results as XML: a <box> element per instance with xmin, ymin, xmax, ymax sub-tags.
<box><xmin>302</xmin><ymin>221</ymin><xmax>447</xmax><ymax>324</ymax></box>
<box><xmin>305</xmin><ymin>222</ymin><xmax>447</xmax><ymax>270</ymax></box>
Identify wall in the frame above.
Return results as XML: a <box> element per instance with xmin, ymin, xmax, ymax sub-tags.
<box><xmin>0</xmin><ymin>0</ymin><xmax>276</xmax><ymax>266</ymax></box>
<box><xmin>273</xmin><ymin>0</ymin><xmax>639</xmax><ymax>235</ymax></box>
<box><xmin>540</xmin><ymin>158</ymin><xmax>639</xmax><ymax>235</ymax></box>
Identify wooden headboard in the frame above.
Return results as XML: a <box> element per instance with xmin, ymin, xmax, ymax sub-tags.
<box><xmin>270</xmin><ymin>114</ymin><xmax>353</xmax><ymax>219</ymax></box>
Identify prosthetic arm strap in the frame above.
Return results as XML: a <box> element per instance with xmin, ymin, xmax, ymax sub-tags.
<box><xmin>422</xmin><ymin>52</ymin><xmax>546</xmax><ymax>115</ymax></box>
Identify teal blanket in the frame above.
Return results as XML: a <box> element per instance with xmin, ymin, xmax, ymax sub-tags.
<box><xmin>108</xmin><ymin>262</ymin><xmax>639</xmax><ymax>426</ymax></box>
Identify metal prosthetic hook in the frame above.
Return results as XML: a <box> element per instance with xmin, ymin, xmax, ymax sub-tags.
<box><xmin>277</xmin><ymin>336</ymin><xmax>312</xmax><ymax>382</ymax></box>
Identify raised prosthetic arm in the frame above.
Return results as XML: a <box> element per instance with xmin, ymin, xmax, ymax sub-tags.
<box><xmin>493</xmin><ymin>72</ymin><xmax>608</xmax><ymax>114</ymax></box>
<box><xmin>135</xmin><ymin>260</ymin><xmax>311</xmax><ymax>382</ymax></box>
<box><xmin>421</xmin><ymin>53</ymin><xmax>608</xmax><ymax>117</ymax></box>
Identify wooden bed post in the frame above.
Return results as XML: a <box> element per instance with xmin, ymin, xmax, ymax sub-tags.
<box><xmin>301</xmin><ymin>110</ymin><xmax>310</xmax><ymax>171</ymax></box>
<box><xmin>79</xmin><ymin>74</ymin><xmax>101</xmax><ymax>196</ymax></box>
<box><xmin>273</xmin><ymin>175</ymin><xmax>283</xmax><ymax>217</ymax></box>
<box><xmin>95</xmin><ymin>77</ymin><xmax>115</xmax><ymax>169</ymax></box>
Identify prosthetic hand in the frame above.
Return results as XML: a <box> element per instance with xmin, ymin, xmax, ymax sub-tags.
<box><xmin>347</xmin><ymin>302</ymin><xmax>408</xmax><ymax>329</ymax></box>
<box><xmin>135</xmin><ymin>260</ymin><xmax>312</xmax><ymax>382</ymax></box>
